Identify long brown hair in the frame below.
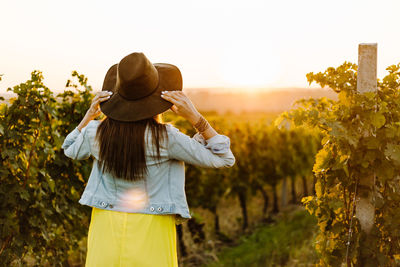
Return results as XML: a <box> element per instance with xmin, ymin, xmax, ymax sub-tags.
<box><xmin>95</xmin><ymin>114</ymin><xmax>167</xmax><ymax>181</ymax></box>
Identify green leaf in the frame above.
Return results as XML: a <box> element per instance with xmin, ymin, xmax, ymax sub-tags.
<box><xmin>384</xmin><ymin>143</ymin><xmax>400</xmax><ymax>165</ymax></box>
<box><xmin>315</xmin><ymin>180</ymin><xmax>323</xmax><ymax>197</ymax></box>
<box><xmin>376</xmin><ymin>160</ymin><xmax>395</xmax><ymax>181</ymax></box>
<box><xmin>338</xmin><ymin>91</ymin><xmax>351</xmax><ymax>106</ymax></box>
<box><xmin>370</xmin><ymin>112</ymin><xmax>386</xmax><ymax>128</ymax></box>
<box><xmin>48</xmin><ymin>178</ymin><xmax>55</xmax><ymax>192</ymax></box>
<box><xmin>313</xmin><ymin>148</ymin><xmax>331</xmax><ymax>173</ymax></box>
<box><xmin>365</xmin><ymin>137</ymin><xmax>380</xmax><ymax>149</ymax></box>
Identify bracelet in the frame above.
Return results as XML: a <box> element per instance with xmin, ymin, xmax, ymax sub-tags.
<box><xmin>194</xmin><ymin>115</ymin><xmax>210</xmax><ymax>133</ymax></box>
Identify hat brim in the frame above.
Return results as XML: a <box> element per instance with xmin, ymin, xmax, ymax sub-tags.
<box><xmin>100</xmin><ymin>63</ymin><xmax>183</xmax><ymax>122</ymax></box>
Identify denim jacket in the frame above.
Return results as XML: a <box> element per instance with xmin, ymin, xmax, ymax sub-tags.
<box><xmin>61</xmin><ymin>119</ymin><xmax>235</xmax><ymax>224</ymax></box>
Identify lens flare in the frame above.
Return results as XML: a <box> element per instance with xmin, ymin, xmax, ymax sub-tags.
<box><xmin>119</xmin><ymin>188</ymin><xmax>149</xmax><ymax>210</ymax></box>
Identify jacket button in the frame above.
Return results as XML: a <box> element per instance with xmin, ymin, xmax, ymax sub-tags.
<box><xmin>157</xmin><ymin>207</ymin><xmax>163</xmax><ymax>212</ymax></box>
<box><xmin>100</xmin><ymin>201</ymin><xmax>107</xmax><ymax>207</ymax></box>
<box><xmin>109</xmin><ymin>204</ymin><xmax>113</xmax><ymax>208</ymax></box>
<box><xmin>150</xmin><ymin>206</ymin><xmax>155</xmax><ymax>212</ymax></box>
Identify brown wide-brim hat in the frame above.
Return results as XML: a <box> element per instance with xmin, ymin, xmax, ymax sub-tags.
<box><xmin>100</xmin><ymin>52</ymin><xmax>182</xmax><ymax>122</ymax></box>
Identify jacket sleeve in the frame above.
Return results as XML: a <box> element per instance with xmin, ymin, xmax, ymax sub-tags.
<box><xmin>61</xmin><ymin>122</ymin><xmax>93</xmax><ymax>160</ymax></box>
<box><xmin>167</xmin><ymin>125</ymin><xmax>235</xmax><ymax>168</ymax></box>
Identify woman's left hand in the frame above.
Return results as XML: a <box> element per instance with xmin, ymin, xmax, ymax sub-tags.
<box><xmin>85</xmin><ymin>91</ymin><xmax>113</xmax><ymax>120</ymax></box>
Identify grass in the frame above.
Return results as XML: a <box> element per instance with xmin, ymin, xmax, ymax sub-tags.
<box><xmin>205</xmin><ymin>209</ymin><xmax>318</xmax><ymax>267</ymax></box>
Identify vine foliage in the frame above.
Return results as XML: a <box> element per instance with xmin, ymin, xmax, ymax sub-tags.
<box><xmin>0</xmin><ymin>71</ymin><xmax>94</xmax><ymax>265</ymax></box>
<box><xmin>277</xmin><ymin>62</ymin><xmax>400</xmax><ymax>266</ymax></box>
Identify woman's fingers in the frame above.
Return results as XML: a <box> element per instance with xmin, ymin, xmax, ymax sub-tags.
<box><xmin>84</xmin><ymin>91</ymin><xmax>112</xmax><ymax>120</ymax></box>
<box><xmin>160</xmin><ymin>93</ymin><xmax>173</xmax><ymax>102</ymax></box>
<box><xmin>98</xmin><ymin>90</ymin><xmax>112</xmax><ymax>97</ymax></box>
<box><xmin>92</xmin><ymin>92</ymin><xmax>112</xmax><ymax>105</ymax></box>
<box><xmin>161</xmin><ymin>91</ymin><xmax>187</xmax><ymax>106</ymax></box>
<box><xmin>92</xmin><ymin>98</ymin><xmax>101</xmax><ymax>107</ymax></box>
<box><xmin>170</xmin><ymin>105</ymin><xmax>178</xmax><ymax>113</ymax></box>
<box><xmin>161</xmin><ymin>90</ymin><xmax>200</xmax><ymax>123</ymax></box>
<box><xmin>161</xmin><ymin>92</ymin><xmax>179</xmax><ymax>104</ymax></box>
<box><xmin>161</xmin><ymin>94</ymin><xmax>187</xmax><ymax>114</ymax></box>
<box><xmin>99</xmin><ymin>95</ymin><xmax>111</xmax><ymax>102</ymax></box>
<box><xmin>94</xmin><ymin>91</ymin><xmax>112</xmax><ymax>101</ymax></box>
<box><xmin>166</xmin><ymin>90</ymin><xmax>186</xmax><ymax>100</ymax></box>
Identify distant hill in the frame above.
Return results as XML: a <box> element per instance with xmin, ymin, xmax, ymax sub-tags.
<box><xmin>186</xmin><ymin>88</ymin><xmax>337</xmax><ymax>114</ymax></box>
<box><xmin>0</xmin><ymin>88</ymin><xmax>337</xmax><ymax>114</ymax></box>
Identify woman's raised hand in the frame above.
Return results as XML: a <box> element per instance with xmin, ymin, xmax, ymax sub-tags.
<box><xmin>76</xmin><ymin>90</ymin><xmax>113</xmax><ymax>132</ymax></box>
<box><xmin>161</xmin><ymin>90</ymin><xmax>201</xmax><ymax>125</ymax></box>
<box><xmin>85</xmin><ymin>91</ymin><xmax>113</xmax><ymax>120</ymax></box>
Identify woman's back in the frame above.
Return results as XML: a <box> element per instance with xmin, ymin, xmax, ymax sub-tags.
<box><xmin>62</xmin><ymin>119</ymin><xmax>234</xmax><ymax>222</ymax></box>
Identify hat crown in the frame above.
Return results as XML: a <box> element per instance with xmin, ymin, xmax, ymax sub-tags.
<box><xmin>116</xmin><ymin>53</ymin><xmax>159</xmax><ymax>100</ymax></box>
<box><xmin>100</xmin><ymin>52</ymin><xmax>182</xmax><ymax>122</ymax></box>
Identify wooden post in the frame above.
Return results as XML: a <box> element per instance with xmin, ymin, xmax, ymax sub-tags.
<box><xmin>355</xmin><ymin>43</ymin><xmax>377</xmax><ymax>233</ymax></box>
<box><xmin>357</xmin><ymin>43</ymin><xmax>377</xmax><ymax>93</ymax></box>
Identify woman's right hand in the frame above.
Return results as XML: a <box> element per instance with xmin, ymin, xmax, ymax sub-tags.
<box><xmin>161</xmin><ymin>90</ymin><xmax>201</xmax><ymax>125</ymax></box>
<box><xmin>161</xmin><ymin>90</ymin><xmax>218</xmax><ymax>140</ymax></box>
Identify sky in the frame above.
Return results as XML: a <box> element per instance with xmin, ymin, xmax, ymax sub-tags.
<box><xmin>1</xmin><ymin>0</ymin><xmax>400</xmax><ymax>93</ymax></box>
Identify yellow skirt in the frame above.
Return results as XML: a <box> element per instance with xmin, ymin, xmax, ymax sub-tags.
<box><xmin>85</xmin><ymin>207</ymin><xmax>178</xmax><ymax>267</ymax></box>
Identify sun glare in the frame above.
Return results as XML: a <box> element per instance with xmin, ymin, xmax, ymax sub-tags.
<box><xmin>219</xmin><ymin>40</ymin><xmax>282</xmax><ymax>88</ymax></box>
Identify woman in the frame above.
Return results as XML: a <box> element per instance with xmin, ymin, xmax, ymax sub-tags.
<box><xmin>61</xmin><ymin>52</ymin><xmax>235</xmax><ymax>266</ymax></box>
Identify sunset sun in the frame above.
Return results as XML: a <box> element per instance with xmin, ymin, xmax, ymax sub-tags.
<box><xmin>219</xmin><ymin>41</ymin><xmax>282</xmax><ymax>88</ymax></box>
